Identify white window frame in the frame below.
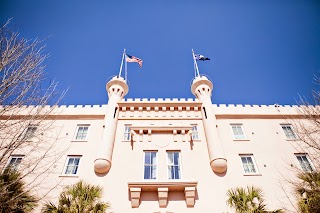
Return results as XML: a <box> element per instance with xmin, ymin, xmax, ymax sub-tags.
<box><xmin>281</xmin><ymin>124</ymin><xmax>297</xmax><ymax>140</ymax></box>
<box><xmin>295</xmin><ymin>154</ymin><xmax>315</xmax><ymax>172</ymax></box>
<box><xmin>23</xmin><ymin>126</ymin><xmax>37</xmax><ymax>140</ymax></box>
<box><xmin>167</xmin><ymin>151</ymin><xmax>182</xmax><ymax>180</ymax></box>
<box><xmin>191</xmin><ymin>125</ymin><xmax>200</xmax><ymax>140</ymax></box>
<box><xmin>231</xmin><ymin>124</ymin><xmax>247</xmax><ymax>140</ymax></box>
<box><xmin>143</xmin><ymin>151</ymin><xmax>158</xmax><ymax>180</ymax></box>
<box><xmin>5</xmin><ymin>155</ymin><xmax>24</xmax><ymax>170</ymax></box>
<box><xmin>240</xmin><ymin>154</ymin><xmax>259</xmax><ymax>174</ymax></box>
<box><xmin>73</xmin><ymin>125</ymin><xmax>90</xmax><ymax>141</ymax></box>
<box><xmin>124</xmin><ymin>125</ymin><xmax>131</xmax><ymax>141</ymax></box>
<box><xmin>62</xmin><ymin>155</ymin><xmax>81</xmax><ymax>176</ymax></box>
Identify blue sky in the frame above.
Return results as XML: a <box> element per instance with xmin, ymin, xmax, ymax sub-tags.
<box><xmin>1</xmin><ymin>0</ymin><xmax>319</xmax><ymax>105</ymax></box>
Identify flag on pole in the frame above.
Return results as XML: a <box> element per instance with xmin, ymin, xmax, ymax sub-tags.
<box><xmin>194</xmin><ymin>54</ymin><xmax>210</xmax><ymax>61</ymax></box>
<box><xmin>126</xmin><ymin>54</ymin><xmax>143</xmax><ymax>68</ymax></box>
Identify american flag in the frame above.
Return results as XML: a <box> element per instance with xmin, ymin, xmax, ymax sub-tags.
<box><xmin>126</xmin><ymin>54</ymin><xmax>143</xmax><ymax>68</ymax></box>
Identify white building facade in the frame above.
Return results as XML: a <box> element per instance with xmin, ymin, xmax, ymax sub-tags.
<box><xmin>3</xmin><ymin>75</ymin><xmax>318</xmax><ymax>212</ymax></box>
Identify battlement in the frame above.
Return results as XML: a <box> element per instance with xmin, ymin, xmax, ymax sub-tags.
<box><xmin>0</xmin><ymin>100</ymin><xmax>318</xmax><ymax>119</ymax></box>
<box><xmin>121</xmin><ymin>98</ymin><xmax>199</xmax><ymax>102</ymax></box>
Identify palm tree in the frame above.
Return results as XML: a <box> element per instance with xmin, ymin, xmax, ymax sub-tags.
<box><xmin>42</xmin><ymin>180</ymin><xmax>109</xmax><ymax>213</ymax></box>
<box><xmin>227</xmin><ymin>186</ymin><xmax>266</xmax><ymax>213</ymax></box>
<box><xmin>295</xmin><ymin>172</ymin><xmax>320</xmax><ymax>213</ymax></box>
<box><xmin>226</xmin><ymin>186</ymin><xmax>283</xmax><ymax>213</ymax></box>
<box><xmin>0</xmin><ymin>167</ymin><xmax>37</xmax><ymax>212</ymax></box>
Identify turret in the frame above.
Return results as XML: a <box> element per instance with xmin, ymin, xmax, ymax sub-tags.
<box><xmin>191</xmin><ymin>75</ymin><xmax>227</xmax><ymax>173</ymax></box>
<box><xmin>94</xmin><ymin>76</ymin><xmax>128</xmax><ymax>174</ymax></box>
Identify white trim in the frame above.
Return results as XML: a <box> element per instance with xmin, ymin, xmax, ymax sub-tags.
<box><xmin>73</xmin><ymin>124</ymin><xmax>90</xmax><ymax>141</ymax></box>
<box><xmin>230</xmin><ymin>124</ymin><xmax>247</xmax><ymax>140</ymax></box>
<box><xmin>143</xmin><ymin>151</ymin><xmax>158</xmax><ymax>180</ymax></box>
<box><xmin>239</xmin><ymin>154</ymin><xmax>259</xmax><ymax>175</ymax></box>
<box><xmin>5</xmin><ymin>155</ymin><xmax>24</xmax><ymax>170</ymax></box>
<box><xmin>166</xmin><ymin>151</ymin><xmax>182</xmax><ymax>180</ymax></box>
<box><xmin>123</xmin><ymin>124</ymin><xmax>132</xmax><ymax>141</ymax></box>
<box><xmin>23</xmin><ymin>126</ymin><xmax>38</xmax><ymax>140</ymax></box>
<box><xmin>281</xmin><ymin>124</ymin><xmax>297</xmax><ymax>140</ymax></box>
<box><xmin>191</xmin><ymin>125</ymin><xmax>200</xmax><ymax>140</ymax></box>
<box><xmin>295</xmin><ymin>153</ymin><xmax>315</xmax><ymax>172</ymax></box>
<box><xmin>62</xmin><ymin>155</ymin><xmax>82</xmax><ymax>176</ymax></box>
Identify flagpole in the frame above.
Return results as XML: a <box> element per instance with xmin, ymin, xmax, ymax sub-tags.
<box><xmin>125</xmin><ymin>53</ymin><xmax>128</xmax><ymax>81</ymax></box>
<box><xmin>192</xmin><ymin>49</ymin><xmax>200</xmax><ymax>77</ymax></box>
<box><xmin>118</xmin><ymin>48</ymin><xmax>126</xmax><ymax>78</ymax></box>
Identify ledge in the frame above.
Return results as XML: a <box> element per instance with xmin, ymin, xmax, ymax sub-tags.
<box><xmin>130</xmin><ymin>126</ymin><xmax>193</xmax><ymax>131</ymax></box>
<box><xmin>128</xmin><ymin>181</ymin><xmax>197</xmax><ymax>208</ymax></box>
<box><xmin>243</xmin><ymin>173</ymin><xmax>262</xmax><ymax>176</ymax></box>
<box><xmin>59</xmin><ymin>175</ymin><xmax>79</xmax><ymax>178</ymax></box>
<box><xmin>286</xmin><ymin>139</ymin><xmax>299</xmax><ymax>141</ymax></box>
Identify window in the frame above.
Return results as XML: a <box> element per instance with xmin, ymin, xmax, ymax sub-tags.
<box><xmin>24</xmin><ymin>126</ymin><xmax>37</xmax><ymax>140</ymax></box>
<box><xmin>124</xmin><ymin>126</ymin><xmax>131</xmax><ymax>141</ymax></box>
<box><xmin>74</xmin><ymin>125</ymin><xmax>89</xmax><ymax>140</ymax></box>
<box><xmin>296</xmin><ymin>154</ymin><xmax>314</xmax><ymax>172</ymax></box>
<box><xmin>63</xmin><ymin>156</ymin><xmax>81</xmax><ymax>175</ymax></box>
<box><xmin>281</xmin><ymin>125</ymin><xmax>296</xmax><ymax>139</ymax></box>
<box><xmin>240</xmin><ymin>155</ymin><xmax>258</xmax><ymax>174</ymax></box>
<box><xmin>6</xmin><ymin>156</ymin><xmax>23</xmax><ymax>170</ymax></box>
<box><xmin>167</xmin><ymin>151</ymin><xmax>181</xmax><ymax>179</ymax></box>
<box><xmin>191</xmin><ymin>125</ymin><xmax>199</xmax><ymax>140</ymax></box>
<box><xmin>144</xmin><ymin>151</ymin><xmax>157</xmax><ymax>179</ymax></box>
<box><xmin>231</xmin><ymin>124</ymin><xmax>246</xmax><ymax>140</ymax></box>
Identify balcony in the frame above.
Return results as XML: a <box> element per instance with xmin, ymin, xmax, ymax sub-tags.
<box><xmin>128</xmin><ymin>181</ymin><xmax>197</xmax><ymax>208</ymax></box>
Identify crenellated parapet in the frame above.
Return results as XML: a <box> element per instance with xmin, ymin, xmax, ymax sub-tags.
<box><xmin>0</xmin><ymin>103</ymin><xmax>317</xmax><ymax>119</ymax></box>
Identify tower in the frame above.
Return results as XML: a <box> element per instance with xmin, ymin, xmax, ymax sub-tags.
<box><xmin>191</xmin><ymin>75</ymin><xmax>227</xmax><ymax>173</ymax></box>
<box><xmin>94</xmin><ymin>76</ymin><xmax>128</xmax><ymax>174</ymax></box>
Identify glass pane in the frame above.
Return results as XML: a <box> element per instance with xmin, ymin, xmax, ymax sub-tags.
<box><xmin>145</xmin><ymin>152</ymin><xmax>151</xmax><ymax>164</ymax></box>
<box><xmin>76</xmin><ymin>126</ymin><xmax>88</xmax><ymax>140</ymax></box>
<box><xmin>167</xmin><ymin>153</ymin><xmax>173</xmax><ymax>165</ymax></box>
<box><xmin>9</xmin><ymin>158</ymin><xmax>17</xmax><ymax>165</ymax></box>
<box><xmin>301</xmin><ymin>156</ymin><xmax>307</xmax><ymax>162</ymax></box>
<box><xmin>232</xmin><ymin>126</ymin><xmax>237</xmax><ymax>134</ymax></box>
<box><xmin>233</xmin><ymin>125</ymin><xmax>245</xmax><ymax>139</ymax></box>
<box><xmin>151</xmin><ymin>166</ymin><xmax>157</xmax><ymax>179</ymax></box>
<box><xmin>168</xmin><ymin>166</ymin><xmax>172</xmax><ymax>179</ymax></box>
<box><xmin>144</xmin><ymin>166</ymin><xmax>151</xmax><ymax>179</ymax></box>
<box><xmin>174</xmin><ymin>166</ymin><xmax>180</xmax><ymax>179</ymax></box>
<box><xmin>74</xmin><ymin>158</ymin><xmax>80</xmax><ymax>165</ymax></box>
<box><xmin>151</xmin><ymin>152</ymin><xmax>157</xmax><ymax>165</ymax></box>
<box><xmin>65</xmin><ymin>166</ymin><xmax>72</xmax><ymax>174</ymax></box>
<box><xmin>73</xmin><ymin>165</ymin><xmax>78</xmax><ymax>174</ymax></box>
<box><xmin>192</xmin><ymin>126</ymin><xmax>199</xmax><ymax>139</ymax></box>
<box><xmin>241</xmin><ymin>157</ymin><xmax>247</xmax><ymax>164</ymax></box>
<box><xmin>296</xmin><ymin>156</ymin><xmax>302</xmax><ymax>163</ymax></box>
<box><xmin>243</xmin><ymin>165</ymin><xmax>250</xmax><ymax>173</ymax></box>
<box><xmin>68</xmin><ymin>158</ymin><xmax>74</xmax><ymax>165</ymax></box>
<box><xmin>168</xmin><ymin>166</ymin><xmax>174</xmax><ymax>179</ymax></box>
<box><xmin>174</xmin><ymin>153</ymin><xmax>179</xmax><ymax>165</ymax></box>
<box><xmin>297</xmin><ymin>155</ymin><xmax>313</xmax><ymax>172</ymax></box>
<box><xmin>15</xmin><ymin>158</ymin><xmax>22</xmax><ymax>164</ymax></box>
<box><xmin>250</xmin><ymin>165</ymin><xmax>256</xmax><ymax>173</ymax></box>
<box><xmin>247</xmin><ymin>157</ymin><xmax>254</xmax><ymax>164</ymax></box>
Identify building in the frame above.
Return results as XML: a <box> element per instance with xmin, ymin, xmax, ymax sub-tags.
<box><xmin>3</xmin><ymin>75</ymin><xmax>318</xmax><ymax>212</ymax></box>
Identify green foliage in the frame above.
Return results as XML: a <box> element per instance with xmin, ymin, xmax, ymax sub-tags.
<box><xmin>0</xmin><ymin>167</ymin><xmax>37</xmax><ymax>212</ymax></box>
<box><xmin>296</xmin><ymin>172</ymin><xmax>320</xmax><ymax>213</ymax></box>
<box><xmin>226</xmin><ymin>186</ymin><xmax>284</xmax><ymax>213</ymax></box>
<box><xmin>42</xmin><ymin>180</ymin><xmax>109</xmax><ymax>213</ymax></box>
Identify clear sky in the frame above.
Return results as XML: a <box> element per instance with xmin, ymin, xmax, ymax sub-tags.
<box><xmin>1</xmin><ymin>0</ymin><xmax>319</xmax><ymax>105</ymax></box>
